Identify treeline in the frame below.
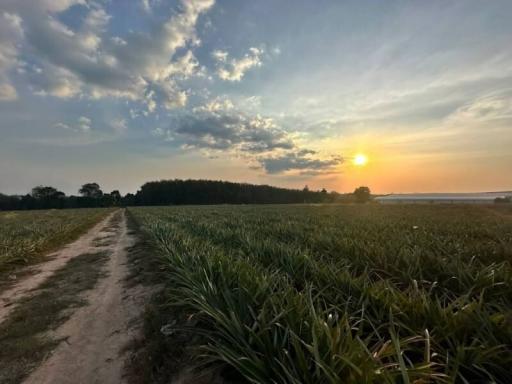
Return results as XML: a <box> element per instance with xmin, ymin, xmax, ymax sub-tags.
<box><xmin>135</xmin><ymin>179</ymin><xmax>339</xmax><ymax>205</ymax></box>
<box><xmin>0</xmin><ymin>183</ymin><xmax>122</xmax><ymax>210</ymax></box>
<box><xmin>0</xmin><ymin>179</ymin><xmax>372</xmax><ymax>210</ymax></box>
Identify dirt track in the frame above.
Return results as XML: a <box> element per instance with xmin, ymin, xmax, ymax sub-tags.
<box><xmin>0</xmin><ymin>212</ymin><xmax>116</xmax><ymax>325</ymax></box>
<box><xmin>23</xmin><ymin>210</ymin><xmax>148</xmax><ymax>384</ymax></box>
<box><xmin>1</xmin><ymin>210</ymin><xmax>149</xmax><ymax>384</ymax></box>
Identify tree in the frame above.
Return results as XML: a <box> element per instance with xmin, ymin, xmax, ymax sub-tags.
<box><xmin>353</xmin><ymin>186</ymin><xmax>371</xmax><ymax>203</ymax></box>
<box><xmin>31</xmin><ymin>186</ymin><xmax>65</xmax><ymax>200</ymax></box>
<box><xmin>109</xmin><ymin>190</ymin><xmax>122</xmax><ymax>205</ymax></box>
<box><xmin>79</xmin><ymin>183</ymin><xmax>103</xmax><ymax>198</ymax></box>
<box><xmin>495</xmin><ymin>196</ymin><xmax>511</xmax><ymax>204</ymax></box>
<box><xmin>110</xmin><ymin>190</ymin><xmax>121</xmax><ymax>200</ymax></box>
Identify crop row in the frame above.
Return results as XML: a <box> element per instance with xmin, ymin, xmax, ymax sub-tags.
<box><xmin>130</xmin><ymin>205</ymin><xmax>512</xmax><ymax>383</ymax></box>
<box><xmin>0</xmin><ymin>208</ymin><xmax>111</xmax><ymax>274</ymax></box>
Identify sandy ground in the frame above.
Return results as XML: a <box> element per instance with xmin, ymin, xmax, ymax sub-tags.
<box><xmin>22</xmin><ymin>210</ymin><xmax>149</xmax><ymax>384</ymax></box>
<box><xmin>0</xmin><ymin>212</ymin><xmax>116</xmax><ymax>325</ymax></box>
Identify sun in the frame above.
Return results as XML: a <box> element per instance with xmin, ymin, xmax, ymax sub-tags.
<box><xmin>353</xmin><ymin>153</ymin><xmax>368</xmax><ymax>166</ymax></box>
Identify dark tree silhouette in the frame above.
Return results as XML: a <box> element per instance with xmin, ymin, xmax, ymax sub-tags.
<box><xmin>353</xmin><ymin>186</ymin><xmax>371</xmax><ymax>203</ymax></box>
<box><xmin>135</xmin><ymin>180</ymin><xmax>335</xmax><ymax>206</ymax></box>
<box><xmin>1</xmin><ymin>179</ymin><xmax>352</xmax><ymax>210</ymax></box>
<box><xmin>79</xmin><ymin>183</ymin><xmax>103</xmax><ymax>198</ymax></box>
<box><xmin>109</xmin><ymin>190</ymin><xmax>122</xmax><ymax>205</ymax></box>
<box><xmin>494</xmin><ymin>196</ymin><xmax>511</xmax><ymax>204</ymax></box>
<box><xmin>31</xmin><ymin>186</ymin><xmax>65</xmax><ymax>200</ymax></box>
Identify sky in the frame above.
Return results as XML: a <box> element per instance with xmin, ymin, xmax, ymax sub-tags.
<box><xmin>0</xmin><ymin>0</ymin><xmax>511</xmax><ymax>195</ymax></box>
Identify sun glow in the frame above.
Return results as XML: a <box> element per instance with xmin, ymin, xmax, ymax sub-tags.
<box><xmin>353</xmin><ymin>153</ymin><xmax>368</xmax><ymax>166</ymax></box>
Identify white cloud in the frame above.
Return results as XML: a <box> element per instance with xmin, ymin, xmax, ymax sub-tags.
<box><xmin>194</xmin><ymin>96</ymin><xmax>234</xmax><ymax>113</ymax></box>
<box><xmin>111</xmin><ymin>36</ymin><xmax>127</xmax><ymax>46</ymax></box>
<box><xmin>78</xmin><ymin>116</ymin><xmax>92</xmax><ymax>131</ymax></box>
<box><xmin>141</xmin><ymin>0</ymin><xmax>151</xmax><ymax>12</ymax></box>
<box><xmin>54</xmin><ymin>122</ymin><xmax>70</xmax><ymax>130</ymax></box>
<box><xmin>0</xmin><ymin>0</ymin><xmax>215</xmax><ymax>110</ymax></box>
<box><xmin>110</xmin><ymin>118</ymin><xmax>127</xmax><ymax>133</ymax></box>
<box><xmin>446</xmin><ymin>92</ymin><xmax>512</xmax><ymax>124</ymax></box>
<box><xmin>213</xmin><ymin>47</ymin><xmax>264</xmax><ymax>81</ymax></box>
<box><xmin>54</xmin><ymin>116</ymin><xmax>92</xmax><ymax>132</ymax></box>
<box><xmin>156</xmin><ymin>50</ymin><xmax>201</xmax><ymax>81</ymax></box>
<box><xmin>33</xmin><ymin>66</ymin><xmax>82</xmax><ymax>98</ymax></box>
<box><xmin>211</xmin><ymin>50</ymin><xmax>228</xmax><ymax>62</ymax></box>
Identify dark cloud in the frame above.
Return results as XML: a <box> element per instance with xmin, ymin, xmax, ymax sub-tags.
<box><xmin>172</xmin><ymin>111</ymin><xmax>294</xmax><ymax>152</ymax></box>
<box><xmin>164</xmin><ymin>106</ymin><xmax>341</xmax><ymax>174</ymax></box>
<box><xmin>260</xmin><ymin>152</ymin><xmax>343</xmax><ymax>174</ymax></box>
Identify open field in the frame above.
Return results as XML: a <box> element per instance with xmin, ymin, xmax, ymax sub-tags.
<box><xmin>129</xmin><ymin>204</ymin><xmax>512</xmax><ymax>383</ymax></box>
<box><xmin>0</xmin><ymin>208</ymin><xmax>112</xmax><ymax>276</ymax></box>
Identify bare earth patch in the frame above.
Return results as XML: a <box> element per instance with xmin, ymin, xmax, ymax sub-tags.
<box><xmin>0</xmin><ymin>212</ymin><xmax>116</xmax><ymax>325</ymax></box>
<box><xmin>22</xmin><ymin>210</ymin><xmax>151</xmax><ymax>384</ymax></box>
<box><xmin>0</xmin><ymin>250</ymin><xmax>110</xmax><ymax>384</ymax></box>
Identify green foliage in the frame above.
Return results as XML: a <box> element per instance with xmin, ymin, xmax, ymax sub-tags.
<box><xmin>0</xmin><ymin>208</ymin><xmax>111</xmax><ymax>274</ymax></box>
<box><xmin>130</xmin><ymin>205</ymin><xmax>512</xmax><ymax>383</ymax></box>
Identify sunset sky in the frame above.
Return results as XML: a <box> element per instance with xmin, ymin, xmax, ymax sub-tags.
<box><xmin>0</xmin><ymin>0</ymin><xmax>511</xmax><ymax>195</ymax></box>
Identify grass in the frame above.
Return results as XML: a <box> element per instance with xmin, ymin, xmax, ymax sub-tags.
<box><xmin>0</xmin><ymin>208</ymin><xmax>113</xmax><ymax>281</ymax></box>
<box><xmin>0</xmin><ymin>250</ymin><xmax>110</xmax><ymax>384</ymax></box>
<box><xmin>129</xmin><ymin>204</ymin><xmax>512</xmax><ymax>383</ymax></box>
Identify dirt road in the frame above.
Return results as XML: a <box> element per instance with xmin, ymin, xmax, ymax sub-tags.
<box><xmin>0</xmin><ymin>212</ymin><xmax>116</xmax><ymax>325</ymax></box>
<box><xmin>2</xmin><ymin>210</ymin><xmax>149</xmax><ymax>384</ymax></box>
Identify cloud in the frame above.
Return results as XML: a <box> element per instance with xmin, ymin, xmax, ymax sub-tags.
<box><xmin>55</xmin><ymin>115</ymin><xmax>92</xmax><ymax>132</ymax></box>
<box><xmin>446</xmin><ymin>92</ymin><xmax>512</xmax><ymax>124</ymax></box>
<box><xmin>110</xmin><ymin>118</ymin><xmax>127</xmax><ymax>133</ymax></box>
<box><xmin>213</xmin><ymin>47</ymin><xmax>263</xmax><ymax>81</ymax></box>
<box><xmin>193</xmin><ymin>96</ymin><xmax>234</xmax><ymax>113</ymax></box>
<box><xmin>141</xmin><ymin>0</ymin><xmax>151</xmax><ymax>12</ymax></box>
<box><xmin>173</xmin><ymin>111</ymin><xmax>294</xmax><ymax>152</ymax></box>
<box><xmin>211</xmin><ymin>50</ymin><xmax>228</xmax><ymax>62</ymax></box>
<box><xmin>32</xmin><ymin>66</ymin><xmax>82</xmax><ymax>98</ymax></box>
<box><xmin>159</xmin><ymin>98</ymin><xmax>343</xmax><ymax>174</ymax></box>
<box><xmin>0</xmin><ymin>83</ymin><xmax>17</xmax><ymax>101</ymax></box>
<box><xmin>0</xmin><ymin>0</ymin><xmax>214</xmax><ymax>110</ymax></box>
<box><xmin>260</xmin><ymin>152</ymin><xmax>343</xmax><ymax>174</ymax></box>
<box><xmin>78</xmin><ymin>116</ymin><xmax>91</xmax><ymax>131</ymax></box>
<box><xmin>0</xmin><ymin>11</ymin><xmax>23</xmax><ymax>101</ymax></box>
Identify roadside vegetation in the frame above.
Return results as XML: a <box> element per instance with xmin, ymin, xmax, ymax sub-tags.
<box><xmin>0</xmin><ymin>208</ymin><xmax>111</xmax><ymax>279</ymax></box>
<box><xmin>130</xmin><ymin>204</ymin><xmax>512</xmax><ymax>383</ymax></box>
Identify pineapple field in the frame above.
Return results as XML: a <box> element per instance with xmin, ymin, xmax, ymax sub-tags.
<box><xmin>0</xmin><ymin>208</ymin><xmax>111</xmax><ymax>275</ymax></box>
<box><xmin>129</xmin><ymin>204</ymin><xmax>512</xmax><ymax>383</ymax></box>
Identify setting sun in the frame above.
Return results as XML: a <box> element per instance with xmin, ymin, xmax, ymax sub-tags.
<box><xmin>353</xmin><ymin>153</ymin><xmax>368</xmax><ymax>166</ymax></box>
